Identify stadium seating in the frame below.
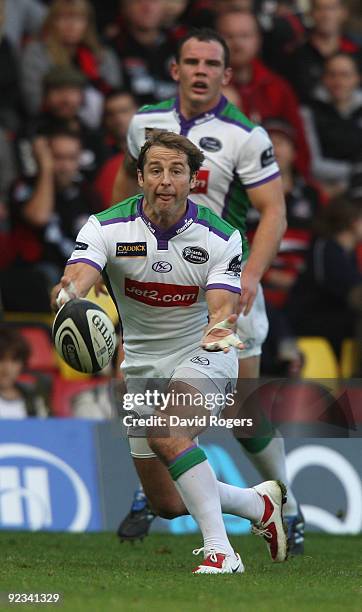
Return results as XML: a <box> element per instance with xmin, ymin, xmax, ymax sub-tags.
<box><xmin>16</xmin><ymin>325</ymin><xmax>57</xmax><ymax>373</ymax></box>
<box><xmin>340</xmin><ymin>339</ymin><xmax>358</xmax><ymax>378</ymax></box>
<box><xmin>297</xmin><ymin>337</ymin><xmax>339</xmax><ymax>378</ymax></box>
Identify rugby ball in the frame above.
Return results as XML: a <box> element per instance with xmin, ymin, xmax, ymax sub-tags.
<box><xmin>52</xmin><ymin>298</ymin><xmax>116</xmax><ymax>373</ymax></box>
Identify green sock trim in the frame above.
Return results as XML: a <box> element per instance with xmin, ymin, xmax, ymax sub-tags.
<box><xmin>168</xmin><ymin>447</ymin><xmax>207</xmax><ymax>481</ymax></box>
<box><xmin>238</xmin><ymin>437</ymin><xmax>272</xmax><ymax>453</ymax></box>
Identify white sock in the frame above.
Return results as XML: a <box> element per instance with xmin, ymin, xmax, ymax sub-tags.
<box><xmin>174</xmin><ymin>461</ymin><xmax>234</xmax><ymax>556</ymax></box>
<box><xmin>244</xmin><ymin>437</ymin><xmax>298</xmax><ymax>515</ymax></box>
<box><xmin>218</xmin><ymin>482</ymin><xmax>264</xmax><ymax>523</ymax></box>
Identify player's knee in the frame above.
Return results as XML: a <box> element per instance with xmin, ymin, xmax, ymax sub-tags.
<box><xmin>147</xmin><ymin>436</ymin><xmax>173</xmax><ymax>462</ymax></box>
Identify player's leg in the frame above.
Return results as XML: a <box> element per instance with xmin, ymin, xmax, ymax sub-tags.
<box><xmin>131</xmin><ymin>434</ymin><xmax>287</xmax><ymax>563</ymax></box>
<box><xmin>147</xmin><ymin>377</ymin><xmax>243</xmax><ymax>573</ymax></box>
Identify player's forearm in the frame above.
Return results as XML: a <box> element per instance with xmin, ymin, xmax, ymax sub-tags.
<box><xmin>244</xmin><ymin>203</ymin><xmax>287</xmax><ymax>281</ymax></box>
<box><xmin>205</xmin><ymin>291</ymin><xmax>240</xmax><ymax>333</ymax></box>
<box><xmin>22</xmin><ymin>169</ymin><xmax>54</xmax><ymax>226</ymax></box>
<box><xmin>63</xmin><ymin>263</ymin><xmax>101</xmax><ymax>297</ymax></box>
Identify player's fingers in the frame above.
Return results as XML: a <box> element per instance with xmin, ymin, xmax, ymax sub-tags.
<box><xmin>56</xmin><ymin>279</ymin><xmax>78</xmax><ymax>309</ymax></box>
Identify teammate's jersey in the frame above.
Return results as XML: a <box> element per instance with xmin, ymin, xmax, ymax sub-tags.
<box><xmin>67</xmin><ymin>195</ymin><xmax>242</xmax><ymax>357</ymax></box>
<box><xmin>127</xmin><ymin>95</ymin><xmax>280</xmax><ymax>259</ymax></box>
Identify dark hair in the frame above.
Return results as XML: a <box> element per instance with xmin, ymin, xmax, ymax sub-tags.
<box><xmin>324</xmin><ymin>52</ymin><xmax>360</xmax><ymax>74</ymax></box>
<box><xmin>175</xmin><ymin>27</ymin><xmax>230</xmax><ymax>68</ymax></box>
<box><xmin>104</xmin><ymin>88</ymin><xmax>137</xmax><ymax>105</ymax></box>
<box><xmin>0</xmin><ymin>326</ymin><xmax>31</xmax><ymax>365</ymax></box>
<box><xmin>41</xmin><ymin>126</ymin><xmax>82</xmax><ymax>143</ymax></box>
<box><xmin>314</xmin><ymin>196</ymin><xmax>362</xmax><ymax>238</ymax></box>
<box><xmin>311</xmin><ymin>0</ymin><xmax>344</xmax><ymax>9</ymax></box>
<box><xmin>137</xmin><ymin>130</ymin><xmax>204</xmax><ymax>177</ymax></box>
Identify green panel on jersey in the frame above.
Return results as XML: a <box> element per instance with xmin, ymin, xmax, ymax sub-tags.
<box><xmin>137</xmin><ymin>98</ymin><xmax>176</xmax><ymax>114</ymax></box>
<box><xmin>196</xmin><ymin>205</ymin><xmax>236</xmax><ymax>237</ymax></box>
<box><xmin>220</xmin><ymin>102</ymin><xmax>256</xmax><ymax>131</ymax></box>
<box><xmin>222</xmin><ymin>176</ymin><xmax>250</xmax><ymax>261</ymax></box>
<box><xmin>95</xmin><ymin>195</ymin><xmax>141</xmax><ymax>222</ymax></box>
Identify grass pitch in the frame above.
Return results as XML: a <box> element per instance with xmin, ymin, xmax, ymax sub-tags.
<box><xmin>0</xmin><ymin>533</ymin><xmax>360</xmax><ymax>611</ymax></box>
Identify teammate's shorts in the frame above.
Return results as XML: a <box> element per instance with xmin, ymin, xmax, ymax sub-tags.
<box><xmin>122</xmin><ymin>344</ymin><xmax>238</xmax><ymax>459</ymax></box>
<box><xmin>236</xmin><ymin>283</ymin><xmax>269</xmax><ymax>359</ymax></box>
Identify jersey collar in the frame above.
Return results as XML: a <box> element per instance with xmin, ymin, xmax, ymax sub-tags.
<box><xmin>138</xmin><ymin>197</ymin><xmax>198</xmax><ymax>250</ymax></box>
<box><xmin>175</xmin><ymin>95</ymin><xmax>228</xmax><ymax>136</ymax></box>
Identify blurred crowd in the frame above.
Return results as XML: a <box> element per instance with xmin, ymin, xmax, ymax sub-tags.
<box><xmin>0</xmin><ymin>0</ymin><xmax>362</xmax><ymax>417</ymax></box>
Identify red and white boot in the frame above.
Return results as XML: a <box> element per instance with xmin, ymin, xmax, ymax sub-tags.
<box><xmin>252</xmin><ymin>480</ymin><xmax>288</xmax><ymax>562</ymax></box>
<box><xmin>192</xmin><ymin>548</ymin><xmax>245</xmax><ymax>574</ymax></box>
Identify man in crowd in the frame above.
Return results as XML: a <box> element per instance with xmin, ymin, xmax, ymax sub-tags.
<box><xmin>94</xmin><ymin>89</ymin><xmax>138</xmax><ymax>208</ymax></box>
<box><xmin>1</xmin><ymin>129</ymin><xmax>101</xmax><ymax>312</ymax></box>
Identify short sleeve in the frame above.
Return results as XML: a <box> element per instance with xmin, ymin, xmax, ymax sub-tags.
<box><xmin>206</xmin><ymin>231</ymin><xmax>242</xmax><ymax>294</ymax></box>
<box><xmin>236</xmin><ymin>127</ymin><xmax>280</xmax><ymax>188</ymax></box>
<box><xmin>66</xmin><ymin>215</ymin><xmax>107</xmax><ymax>273</ymax></box>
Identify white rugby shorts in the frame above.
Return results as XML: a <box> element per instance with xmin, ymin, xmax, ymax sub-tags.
<box><xmin>236</xmin><ymin>283</ymin><xmax>269</xmax><ymax>358</ymax></box>
<box><xmin>122</xmin><ymin>344</ymin><xmax>238</xmax><ymax>458</ymax></box>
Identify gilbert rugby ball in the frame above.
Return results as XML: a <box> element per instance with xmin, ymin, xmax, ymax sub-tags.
<box><xmin>52</xmin><ymin>298</ymin><xmax>116</xmax><ymax>373</ymax></box>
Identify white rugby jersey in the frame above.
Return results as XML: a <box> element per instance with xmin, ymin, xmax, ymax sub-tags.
<box><xmin>67</xmin><ymin>195</ymin><xmax>242</xmax><ymax>357</ymax></box>
<box><xmin>127</xmin><ymin>95</ymin><xmax>280</xmax><ymax>258</ymax></box>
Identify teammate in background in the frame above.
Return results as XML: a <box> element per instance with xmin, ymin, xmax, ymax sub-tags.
<box><xmin>111</xmin><ymin>28</ymin><xmax>304</xmax><ymax>553</ymax></box>
<box><xmin>51</xmin><ymin>132</ymin><xmax>288</xmax><ymax>574</ymax></box>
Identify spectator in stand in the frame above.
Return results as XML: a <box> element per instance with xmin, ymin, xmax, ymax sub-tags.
<box><xmin>161</xmin><ymin>0</ymin><xmax>189</xmax><ymax>42</ymax></box>
<box><xmin>258</xmin><ymin>0</ymin><xmax>306</xmax><ymax>76</ymax></box>
<box><xmin>246</xmin><ymin>118</ymin><xmax>324</xmax><ymax>375</ymax></box>
<box><xmin>248</xmin><ymin>117</ymin><xmax>325</xmax><ymax>310</ymax></box>
<box><xmin>0</xmin><ymin>0</ymin><xmax>24</xmax><ymax>133</ymax></box>
<box><xmin>108</xmin><ymin>0</ymin><xmax>177</xmax><ymax>106</ymax></box>
<box><xmin>94</xmin><ymin>89</ymin><xmax>137</xmax><ymax>208</ymax></box>
<box><xmin>287</xmin><ymin>0</ymin><xmax>362</xmax><ymax>103</ymax></box>
<box><xmin>3</xmin><ymin>0</ymin><xmax>47</xmax><ymax>51</ymax></box>
<box><xmin>302</xmin><ymin>52</ymin><xmax>362</xmax><ymax>197</ymax></box>
<box><xmin>0</xmin><ymin>326</ymin><xmax>48</xmax><ymax>418</ymax></box>
<box><xmin>1</xmin><ymin>129</ymin><xmax>102</xmax><ymax>312</ymax></box>
<box><xmin>216</xmin><ymin>9</ymin><xmax>310</xmax><ymax>178</ymax></box>
<box><xmin>286</xmin><ymin>196</ymin><xmax>362</xmax><ymax>359</ymax></box>
<box><xmin>17</xmin><ymin>66</ymin><xmax>107</xmax><ymax>182</ymax></box>
<box><xmin>21</xmin><ymin>0</ymin><xmax>121</xmax><ymax>126</ymax></box>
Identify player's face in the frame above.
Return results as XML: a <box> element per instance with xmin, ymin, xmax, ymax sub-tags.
<box><xmin>171</xmin><ymin>38</ymin><xmax>232</xmax><ymax>112</ymax></box>
<box><xmin>138</xmin><ymin>146</ymin><xmax>196</xmax><ymax>223</ymax></box>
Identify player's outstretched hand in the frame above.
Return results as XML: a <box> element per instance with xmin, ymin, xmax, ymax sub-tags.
<box><xmin>50</xmin><ymin>277</ymin><xmax>78</xmax><ymax>312</ymax></box>
<box><xmin>201</xmin><ymin>314</ymin><xmax>245</xmax><ymax>353</ymax></box>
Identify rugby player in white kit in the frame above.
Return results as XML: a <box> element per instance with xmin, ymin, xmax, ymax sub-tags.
<box><xmin>51</xmin><ymin>132</ymin><xmax>287</xmax><ymax>574</ymax></box>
